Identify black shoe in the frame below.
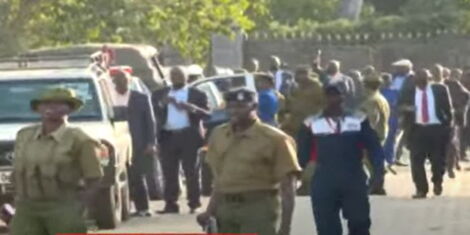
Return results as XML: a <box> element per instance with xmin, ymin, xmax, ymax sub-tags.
<box><xmin>149</xmin><ymin>195</ymin><xmax>164</xmax><ymax>201</ymax></box>
<box><xmin>189</xmin><ymin>203</ymin><xmax>201</xmax><ymax>214</ymax></box>
<box><xmin>189</xmin><ymin>207</ymin><xmax>198</xmax><ymax>214</ymax></box>
<box><xmin>369</xmin><ymin>188</ymin><xmax>387</xmax><ymax>196</ymax></box>
<box><xmin>157</xmin><ymin>205</ymin><xmax>180</xmax><ymax>214</ymax></box>
<box><xmin>434</xmin><ymin>184</ymin><xmax>443</xmax><ymax>196</ymax></box>
<box><xmin>132</xmin><ymin>210</ymin><xmax>152</xmax><ymax>217</ymax></box>
<box><xmin>448</xmin><ymin>170</ymin><xmax>456</xmax><ymax>179</ymax></box>
<box><xmin>394</xmin><ymin>160</ymin><xmax>408</xmax><ymax>167</ymax></box>
<box><xmin>412</xmin><ymin>192</ymin><xmax>427</xmax><ymax>199</ymax></box>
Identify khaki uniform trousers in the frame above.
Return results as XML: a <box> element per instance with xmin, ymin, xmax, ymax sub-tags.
<box><xmin>10</xmin><ymin>199</ymin><xmax>86</xmax><ymax>235</ymax></box>
<box><xmin>216</xmin><ymin>190</ymin><xmax>280</xmax><ymax>235</ymax></box>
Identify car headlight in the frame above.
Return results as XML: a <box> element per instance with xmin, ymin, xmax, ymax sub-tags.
<box><xmin>0</xmin><ymin>151</ymin><xmax>14</xmax><ymax>165</ymax></box>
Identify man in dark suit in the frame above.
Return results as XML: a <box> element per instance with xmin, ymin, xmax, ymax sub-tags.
<box><xmin>312</xmin><ymin>58</ymin><xmax>357</xmax><ymax>109</ymax></box>
<box><xmin>399</xmin><ymin>69</ymin><xmax>453</xmax><ymax>199</ymax></box>
<box><xmin>112</xmin><ymin>71</ymin><xmax>157</xmax><ymax>217</ymax></box>
<box><xmin>152</xmin><ymin>67</ymin><xmax>210</xmax><ymax>214</ymax></box>
<box><xmin>442</xmin><ymin>67</ymin><xmax>470</xmax><ymax>177</ymax></box>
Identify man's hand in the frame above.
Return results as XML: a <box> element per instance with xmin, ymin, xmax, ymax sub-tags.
<box><xmin>176</xmin><ymin>101</ymin><xmax>197</xmax><ymax>112</ymax></box>
<box><xmin>162</xmin><ymin>96</ymin><xmax>177</xmax><ymax>106</ymax></box>
<box><xmin>399</xmin><ymin>105</ymin><xmax>415</xmax><ymax>112</ymax></box>
<box><xmin>144</xmin><ymin>145</ymin><xmax>157</xmax><ymax>156</ymax></box>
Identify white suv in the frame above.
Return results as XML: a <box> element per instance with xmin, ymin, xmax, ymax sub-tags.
<box><xmin>0</xmin><ymin>66</ymin><xmax>132</xmax><ymax>229</ymax></box>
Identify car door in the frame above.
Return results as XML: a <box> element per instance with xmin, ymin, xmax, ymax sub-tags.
<box><xmin>193</xmin><ymin>82</ymin><xmax>229</xmax><ymax>130</ymax></box>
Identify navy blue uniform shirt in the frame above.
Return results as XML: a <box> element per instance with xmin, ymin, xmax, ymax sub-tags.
<box><xmin>297</xmin><ymin>112</ymin><xmax>385</xmax><ymax>183</ymax></box>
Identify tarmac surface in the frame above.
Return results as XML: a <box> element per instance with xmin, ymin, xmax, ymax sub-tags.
<box><xmin>98</xmin><ymin>162</ymin><xmax>470</xmax><ymax>235</ymax></box>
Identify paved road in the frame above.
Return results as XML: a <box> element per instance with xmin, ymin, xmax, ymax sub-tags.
<box><xmin>98</xmin><ymin>164</ymin><xmax>470</xmax><ymax>235</ymax></box>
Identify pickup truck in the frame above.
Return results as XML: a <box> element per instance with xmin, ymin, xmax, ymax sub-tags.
<box><xmin>0</xmin><ymin>66</ymin><xmax>132</xmax><ymax>229</ymax></box>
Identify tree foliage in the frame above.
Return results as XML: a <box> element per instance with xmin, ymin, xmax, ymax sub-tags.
<box><xmin>268</xmin><ymin>0</ymin><xmax>341</xmax><ymax>23</ymax></box>
<box><xmin>0</xmin><ymin>0</ymin><xmax>268</xmax><ymax>62</ymax></box>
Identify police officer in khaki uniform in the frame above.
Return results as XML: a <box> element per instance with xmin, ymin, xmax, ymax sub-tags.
<box><xmin>11</xmin><ymin>88</ymin><xmax>103</xmax><ymax>235</ymax></box>
<box><xmin>281</xmin><ymin>66</ymin><xmax>324</xmax><ymax>137</ymax></box>
<box><xmin>359</xmin><ymin>73</ymin><xmax>391</xmax><ymax>195</ymax></box>
<box><xmin>197</xmin><ymin>88</ymin><xmax>301</xmax><ymax>235</ymax></box>
<box><xmin>281</xmin><ymin>66</ymin><xmax>324</xmax><ymax>195</ymax></box>
<box><xmin>360</xmin><ymin>73</ymin><xmax>390</xmax><ymax>142</ymax></box>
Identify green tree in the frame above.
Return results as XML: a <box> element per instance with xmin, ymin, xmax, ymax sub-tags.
<box><xmin>0</xmin><ymin>0</ymin><xmax>268</xmax><ymax>62</ymax></box>
<box><xmin>366</xmin><ymin>0</ymin><xmax>409</xmax><ymax>15</ymax></box>
<box><xmin>400</xmin><ymin>0</ymin><xmax>458</xmax><ymax>15</ymax></box>
<box><xmin>268</xmin><ymin>0</ymin><xmax>341</xmax><ymax>23</ymax></box>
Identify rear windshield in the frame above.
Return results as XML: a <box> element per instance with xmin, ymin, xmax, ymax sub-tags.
<box><xmin>0</xmin><ymin>79</ymin><xmax>102</xmax><ymax>123</ymax></box>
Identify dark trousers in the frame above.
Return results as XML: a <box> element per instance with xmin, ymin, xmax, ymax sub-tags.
<box><xmin>160</xmin><ymin>128</ymin><xmax>202</xmax><ymax>209</ymax></box>
<box><xmin>145</xmin><ymin>157</ymin><xmax>164</xmax><ymax>200</ymax></box>
<box><xmin>201</xmin><ymin>159</ymin><xmax>213</xmax><ymax>196</ymax></box>
<box><xmin>446</xmin><ymin>126</ymin><xmax>461</xmax><ymax>173</ymax></box>
<box><xmin>460</xmin><ymin>125</ymin><xmax>470</xmax><ymax>159</ymax></box>
<box><xmin>311</xmin><ymin>173</ymin><xmax>371</xmax><ymax>235</ymax></box>
<box><xmin>128</xmin><ymin>163</ymin><xmax>150</xmax><ymax>211</ymax></box>
<box><xmin>409</xmin><ymin>125</ymin><xmax>450</xmax><ymax>194</ymax></box>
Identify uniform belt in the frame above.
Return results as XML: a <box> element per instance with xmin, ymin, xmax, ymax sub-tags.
<box><xmin>221</xmin><ymin>190</ymin><xmax>278</xmax><ymax>203</ymax></box>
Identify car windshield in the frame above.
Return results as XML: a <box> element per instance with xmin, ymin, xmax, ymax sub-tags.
<box><xmin>0</xmin><ymin>79</ymin><xmax>102</xmax><ymax>123</ymax></box>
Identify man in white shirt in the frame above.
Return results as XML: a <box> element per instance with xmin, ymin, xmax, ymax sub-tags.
<box><xmin>269</xmin><ymin>56</ymin><xmax>294</xmax><ymax>96</ymax></box>
<box><xmin>152</xmin><ymin>67</ymin><xmax>210</xmax><ymax>214</ymax></box>
<box><xmin>399</xmin><ymin>69</ymin><xmax>453</xmax><ymax>199</ymax></box>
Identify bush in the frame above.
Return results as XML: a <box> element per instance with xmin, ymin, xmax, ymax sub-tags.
<box><xmin>263</xmin><ymin>11</ymin><xmax>466</xmax><ymax>37</ymax></box>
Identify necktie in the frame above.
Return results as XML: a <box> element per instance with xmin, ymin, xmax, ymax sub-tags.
<box><xmin>421</xmin><ymin>89</ymin><xmax>429</xmax><ymax>123</ymax></box>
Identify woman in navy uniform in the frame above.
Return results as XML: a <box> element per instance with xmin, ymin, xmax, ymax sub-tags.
<box><xmin>297</xmin><ymin>83</ymin><xmax>385</xmax><ymax>235</ymax></box>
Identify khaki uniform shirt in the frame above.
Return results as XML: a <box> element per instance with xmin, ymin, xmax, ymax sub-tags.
<box><xmin>359</xmin><ymin>90</ymin><xmax>390</xmax><ymax>143</ymax></box>
<box><xmin>13</xmin><ymin>124</ymin><xmax>103</xmax><ymax>201</ymax></box>
<box><xmin>282</xmin><ymin>78</ymin><xmax>324</xmax><ymax>137</ymax></box>
<box><xmin>205</xmin><ymin>121</ymin><xmax>301</xmax><ymax>194</ymax></box>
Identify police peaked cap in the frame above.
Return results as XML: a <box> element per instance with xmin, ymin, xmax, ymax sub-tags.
<box><xmin>224</xmin><ymin>88</ymin><xmax>258</xmax><ymax>103</ymax></box>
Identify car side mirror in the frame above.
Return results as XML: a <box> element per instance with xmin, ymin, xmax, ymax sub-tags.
<box><xmin>111</xmin><ymin>106</ymin><xmax>128</xmax><ymax>122</ymax></box>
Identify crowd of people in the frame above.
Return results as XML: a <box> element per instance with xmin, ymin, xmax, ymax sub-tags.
<box><xmin>196</xmin><ymin>55</ymin><xmax>470</xmax><ymax>235</ymax></box>
<box><xmin>9</xmin><ymin>52</ymin><xmax>470</xmax><ymax>235</ymax></box>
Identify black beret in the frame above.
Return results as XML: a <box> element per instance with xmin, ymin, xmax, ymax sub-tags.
<box><xmin>224</xmin><ymin>88</ymin><xmax>258</xmax><ymax>103</ymax></box>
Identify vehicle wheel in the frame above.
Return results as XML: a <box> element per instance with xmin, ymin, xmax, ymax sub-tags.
<box><xmin>121</xmin><ymin>182</ymin><xmax>131</xmax><ymax>221</ymax></box>
<box><xmin>95</xmin><ymin>185</ymin><xmax>122</xmax><ymax>229</ymax></box>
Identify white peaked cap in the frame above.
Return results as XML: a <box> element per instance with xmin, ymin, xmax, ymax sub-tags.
<box><xmin>392</xmin><ymin>59</ymin><xmax>413</xmax><ymax>68</ymax></box>
<box><xmin>186</xmin><ymin>64</ymin><xmax>204</xmax><ymax>75</ymax></box>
